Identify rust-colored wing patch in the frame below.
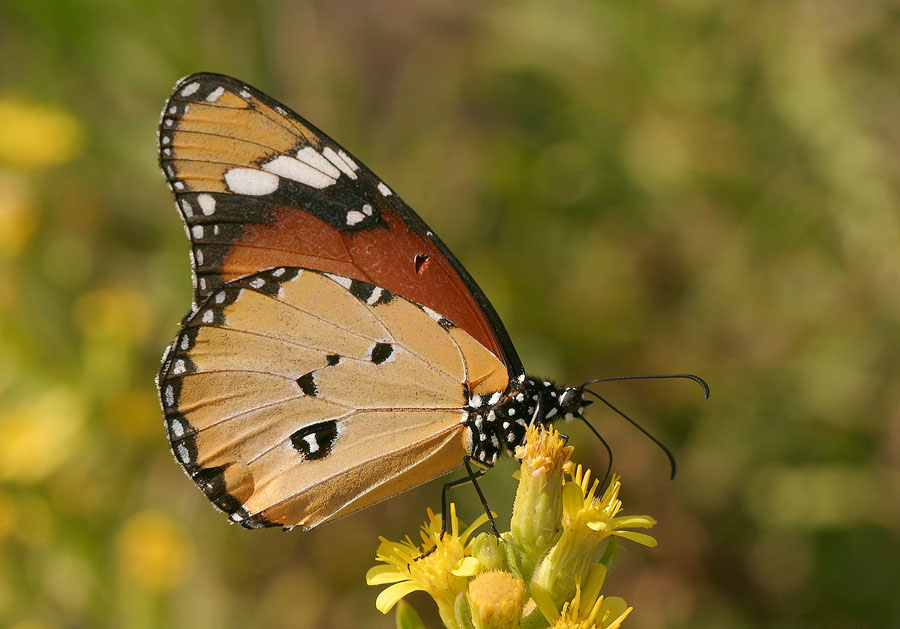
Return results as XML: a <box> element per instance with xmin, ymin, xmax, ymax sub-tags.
<box><xmin>159</xmin><ymin>73</ymin><xmax>520</xmax><ymax>372</ymax></box>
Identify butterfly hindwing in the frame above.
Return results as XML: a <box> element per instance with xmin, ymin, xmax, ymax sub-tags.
<box><xmin>159</xmin><ymin>72</ymin><xmax>521</xmax><ymax>374</ymax></box>
<box><xmin>158</xmin><ymin>267</ymin><xmax>510</xmax><ymax>530</ymax></box>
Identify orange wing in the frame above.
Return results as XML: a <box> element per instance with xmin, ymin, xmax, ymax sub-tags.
<box><xmin>157</xmin><ymin>267</ymin><xmax>510</xmax><ymax>530</ymax></box>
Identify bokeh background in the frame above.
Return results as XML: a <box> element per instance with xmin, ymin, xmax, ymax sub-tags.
<box><xmin>1</xmin><ymin>1</ymin><xmax>898</xmax><ymax>627</ymax></box>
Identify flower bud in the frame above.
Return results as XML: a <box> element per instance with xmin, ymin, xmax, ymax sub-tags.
<box><xmin>466</xmin><ymin>570</ymin><xmax>526</xmax><ymax>629</ymax></box>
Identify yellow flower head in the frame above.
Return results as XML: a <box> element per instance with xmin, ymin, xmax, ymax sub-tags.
<box><xmin>552</xmin><ymin>574</ymin><xmax>632</xmax><ymax>629</ymax></box>
<box><xmin>514</xmin><ymin>423</ymin><xmax>575</xmax><ymax>476</ymax></box>
<box><xmin>467</xmin><ymin>570</ymin><xmax>527</xmax><ymax>629</ymax></box>
<box><xmin>366</xmin><ymin>503</ymin><xmax>487</xmax><ymax>626</ymax></box>
<box><xmin>533</xmin><ymin>468</ymin><xmax>657</xmax><ymax>611</ymax></box>
<box><xmin>563</xmin><ymin>468</ymin><xmax>657</xmax><ymax>547</ymax></box>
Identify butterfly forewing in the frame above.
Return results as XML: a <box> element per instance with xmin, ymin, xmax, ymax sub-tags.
<box><xmin>159</xmin><ymin>72</ymin><xmax>521</xmax><ymax>373</ymax></box>
<box><xmin>158</xmin><ymin>267</ymin><xmax>509</xmax><ymax>529</ymax></box>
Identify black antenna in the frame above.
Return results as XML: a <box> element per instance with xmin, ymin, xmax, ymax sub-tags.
<box><xmin>578</xmin><ymin>416</ymin><xmax>613</xmax><ymax>487</ymax></box>
<box><xmin>583</xmin><ymin>388</ymin><xmax>679</xmax><ymax>479</ymax></box>
<box><xmin>581</xmin><ymin>373</ymin><xmax>710</xmax><ymax>399</ymax></box>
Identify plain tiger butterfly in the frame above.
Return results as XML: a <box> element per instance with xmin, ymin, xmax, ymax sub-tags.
<box><xmin>156</xmin><ymin>73</ymin><xmax>703</xmax><ymax>532</ymax></box>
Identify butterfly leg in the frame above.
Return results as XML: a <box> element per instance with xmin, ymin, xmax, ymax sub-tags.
<box><xmin>416</xmin><ymin>460</ymin><xmax>496</xmax><ymax>561</ymax></box>
<box><xmin>439</xmin><ymin>456</ymin><xmax>500</xmax><ymax>539</ymax></box>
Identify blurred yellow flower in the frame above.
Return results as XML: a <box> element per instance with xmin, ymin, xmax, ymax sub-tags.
<box><xmin>0</xmin><ymin>96</ymin><xmax>84</xmax><ymax>170</ymax></box>
<box><xmin>0</xmin><ymin>388</ymin><xmax>84</xmax><ymax>484</ymax></box>
<box><xmin>115</xmin><ymin>510</ymin><xmax>195</xmax><ymax>591</ymax></box>
<box><xmin>366</xmin><ymin>503</ymin><xmax>487</xmax><ymax>629</ymax></box>
<box><xmin>73</xmin><ymin>285</ymin><xmax>152</xmax><ymax>345</ymax></box>
<box><xmin>0</xmin><ymin>172</ymin><xmax>37</xmax><ymax>257</ymax></box>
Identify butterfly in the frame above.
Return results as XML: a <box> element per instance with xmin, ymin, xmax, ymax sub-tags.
<box><xmin>156</xmin><ymin>73</ymin><xmax>703</xmax><ymax>532</ymax></box>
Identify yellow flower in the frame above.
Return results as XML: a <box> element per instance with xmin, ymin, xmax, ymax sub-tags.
<box><xmin>0</xmin><ymin>388</ymin><xmax>84</xmax><ymax>484</ymax></box>
<box><xmin>0</xmin><ymin>96</ymin><xmax>84</xmax><ymax>170</ymax></box>
<box><xmin>366</xmin><ymin>503</ymin><xmax>488</xmax><ymax>629</ymax></box>
<box><xmin>551</xmin><ymin>571</ymin><xmax>632</xmax><ymax>629</ymax></box>
<box><xmin>563</xmin><ymin>468</ymin><xmax>657</xmax><ymax>547</ymax></box>
<box><xmin>116</xmin><ymin>510</ymin><xmax>194</xmax><ymax>591</ymax></box>
<box><xmin>533</xmin><ymin>469</ymin><xmax>656</xmax><ymax>610</ymax></box>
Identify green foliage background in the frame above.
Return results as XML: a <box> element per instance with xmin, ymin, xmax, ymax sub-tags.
<box><xmin>1</xmin><ymin>1</ymin><xmax>898</xmax><ymax>627</ymax></box>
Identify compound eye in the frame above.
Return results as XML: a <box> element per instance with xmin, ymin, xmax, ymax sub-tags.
<box><xmin>558</xmin><ymin>388</ymin><xmax>583</xmax><ymax>413</ymax></box>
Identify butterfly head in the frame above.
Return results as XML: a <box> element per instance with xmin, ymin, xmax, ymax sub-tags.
<box><xmin>558</xmin><ymin>386</ymin><xmax>589</xmax><ymax>420</ymax></box>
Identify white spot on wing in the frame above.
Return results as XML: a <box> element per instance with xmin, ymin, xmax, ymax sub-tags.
<box><xmin>377</xmin><ymin>182</ymin><xmax>392</xmax><ymax>196</ymax></box>
<box><xmin>180</xmin><ymin>82</ymin><xmax>200</xmax><ymax>97</ymax></box>
<box><xmin>206</xmin><ymin>86</ymin><xmax>225</xmax><ymax>102</ymax></box>
<box><xmin>249</xmin><ymin>278</ymin><xmax>265</xmax><ymax>289</ymax></box>
<box><xmin>322</xmin><ymin>146</ymin><xmax>358</xmax><ymax>180</ymax></box>
<box><xmin>165</xmin><ymin>385</ymin><xmax>175</xmax><ymax>407</ymax></box>
<box><xmin>366</xmin><ymin>287</ymin><xmax>383</xmax><ymax>305</ymax></box>
<box><xmin>224</xmin><ymin>168</ymin><xmax>279</xmax><ymax>195</ymax></box>
<box><xmin>324</xmin><ymin>273</ymin><xmax>353</xmax><ymax>290</ymax></box>
<box><xmin>170</xmin><ymin>419</ymin><xmax>185</xmax><ymax>438</ymax></box>
<box><xmin>197</xmin><ymin>194</ymin><xmax>216</xmax><ymax>215</ymax></box>
<box><xmin>345</xmin><ymin>210</ymin><xmax>366</xmax><ymax>226</ymax></box>
<box><xmin>303</xmin><ymin>433</ymin><xmax>319</xmax><ymax>453</ymax></box>
<box><xmin>172</xmin><ymin>359</ymin><xmax>186</xmax><ymax>375</ymax></box>
<box><xmin>191</xmin><ymin>225</ymin><xmax>203</xmax><ymax>239</ymax></box>
<box><xmin>176</xmin><ymin>443</ymin><xmax>191</xmax><ymax>464</ymax></box>
<box><xmin>296</xmin><ymin>146</ymin><xmax>340</xmax><ymax>178</ymax></box>
<box><xmin>362</xmin><ymin>204</ymin><xmax>373</xmax><ymax>216</ymax></box>
<box><xmin>422</xmin><ymin>305</ymin><xmax>442</xmax><ymax>322</ymax></box>
<box><xmin>180</xmin><ymin>200</ymin><xmax>194</xmax><ymax>217</ymax></box>
<box><xmin>263</xmin><ymin>155</ymin><xmax>337</xmax><ymax>189</ymax></box>
<box><xmin>337</xmin><ymin>150</ymin><xmax>359</xmax><ymax>171</ymax></box>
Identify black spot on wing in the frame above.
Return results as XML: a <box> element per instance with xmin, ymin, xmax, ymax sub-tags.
<box><xmin>370</xmin><ymin>342</ymin><xmax>393</xmax><ymax>365</ymax></box>
<box><xmin>295</xmin><ymin>372</ymin><xmax>317</xmax><ymax>396</ymax></box>
<box><xmin>326</xmin><ymin>354</ymin><xmax>341</xmax><ymax>366</ymax></box>
<box><xmin>290</xmin><ymin>421</ymin><xmax>338</xmax><ymax>460</ymax></box>
<box><xmin>349</xmin><ymin>279</ymin><xmax>394</xmax><ymax>306</ymax></box>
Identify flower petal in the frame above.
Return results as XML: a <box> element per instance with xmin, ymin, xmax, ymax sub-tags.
<box><xmin>376</xmin><ymin>581</ymin><xmax>425</xmax><ymax>614</ymax></box>
<box><xmin>598</xmin><ymin>596</ymin><xmax>632</xmax><ymax>629</ymax></box>
<box><xmin>366</xmin><ymin>564</ymin><xmax>410</xmax><ymax>585</ymax></box>
<box><xmin>562</xmin><ymin>481</ymin><xmax>585</xmax><ymax>519</ymax></box>
<box><xmin>530</xmin><ymin>580</ymin><xmax>560</xmax><ymax>625</ymax></box>
<box><xmin>612</xmin><ymin>531</ymin><xmax>658</xmax><ymax>547</ymax></box>
<box><xmin>610</xmin><ymin>515</ymin><xmax>657</xmax><ymax>529</ymax></box>
<box><xmin>451</xmin><ymin>556</ymin><xmax>481</xmax><ymax>577</ymax></box>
